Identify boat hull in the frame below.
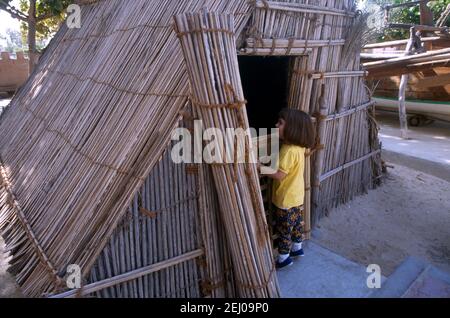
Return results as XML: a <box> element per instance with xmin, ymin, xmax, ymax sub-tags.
<box><xmin>374</xmin><ymin>97</ymin><xmax>450</xmax><ymax>122</ymax></box>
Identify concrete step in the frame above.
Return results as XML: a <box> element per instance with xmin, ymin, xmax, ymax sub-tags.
<box><xmin>277</xmin><ymin>241</ymin><xmax>387</xmax><ymax>298</ymax></box>
<box><xmin>370</xmin><ymin>256</ymin><xmax>450</xmax><ymax>298</ymax></box>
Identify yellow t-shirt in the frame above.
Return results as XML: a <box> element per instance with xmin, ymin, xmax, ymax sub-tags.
<box><xmin>272</xmin><ymin>144</ymin><xmax>305</xmax><ymax>210</ymax></box>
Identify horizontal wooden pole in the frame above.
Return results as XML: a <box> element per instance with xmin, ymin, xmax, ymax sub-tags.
<box><xmin>246</xmin><ymin>38</ymin><xmax>346</xmax><ymax>48</ymax></box>
<box><xmin>407</xmin><ymin>58</ymin><xmax>450</xmax><ymax>68</ymax></box>
<box><xmin>387</xmin><ymin>23</ymin><xmax>449</xmax><ymax>32</ymax></box>
<box><xmin>361</xmin><ymin>52</ymin><xmax>404</xmax><ymax>60</ymax></box>
<box><xmin>325</xmin><ymin>101</ymin><xmax>376</xmax><ymax>121</ymax></box>
<box><xmin>405</xmin><ymin>53</ymin><xmax>450</xmax><ymax>64</ymax></box>
<box><xmin>363</xmin><ymin>36</ymin><xmax>444</xmax><ymax>49</ymax></box>
<box><xmin>239</xmin><ymin>47</ymin><xmax>312</xmax><ymax>56</ymax></box>
<box><xmin>49</xmin><ymin>249</ymin><xmax>204</xmax><ymax>298</ymax></box>
<box><xmin>309</xmin><ymin>71</ymin><xmax>368</xmax><ymax>79</ymax></box>
<box><xmin>311</xmin><ymin>101</ymin><xmax>376</xmax><ymax>123</ymax></box>
<box><xmin>254</xmin><ymin>0</ymin><xmax>355</xmax><ymax>17</ymax></box>
<box><xmin>320</xmin><ymin>150</ymin><xmax>382</xmax><ymax>183</ymax></box>
<box><xmin>363</xmin><ymin>47</ymin><xmax>450</xmax><ymax>69</ymax></box>
<box><xmin>366</xmin><ymin>58</ymin><xmax>450</xmax><ymax>78</ymax></box>
<box><xmin>365</xmin><ymin>53</ymin><xmax>450</xmax><ymax>78</ymax></box>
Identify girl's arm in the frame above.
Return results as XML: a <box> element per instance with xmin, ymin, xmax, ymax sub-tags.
<box><xmin>266</xmin><ymin>169</ymin><xmax>287</xmax><ymax>181</ymax></box>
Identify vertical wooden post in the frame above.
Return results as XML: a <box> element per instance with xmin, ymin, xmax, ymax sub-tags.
<box><xmin>419</xmin><ymin>0</ymin><xmax>434</xmax><ymax>26</ymax></box>
<box><xmin>419</xmin><ymin>0</ymin><xmax>434</xmax><ymax>43</ymax></box>
<box><xmin>303</xmin><ymin>155</ymin><xmax>311</xmax><ymax>240</ymax></box>
<box><xmin>384</xmin><ymin>8</ymin><xmax>390</xmax><ymax>26</ymax></box>
<box><xmin>398</xmin><ymin>75</ymin><xmax>409</xmax><ymax>139</ymax></box>
<box><xmin>398</xmin><ymin>27</ymin><xmax>416</xmax><ymax>140</ymax></box>
<box><xmin>312</xmin><ymin>84</ymin><xmax>326</xmax><ymax>225</ymax></box>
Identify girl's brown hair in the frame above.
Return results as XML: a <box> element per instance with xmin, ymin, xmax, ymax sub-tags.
<box><xmin>278</xmin><ymin>108</ymin><xmax>316</xmax><ymax>149</ymax></box>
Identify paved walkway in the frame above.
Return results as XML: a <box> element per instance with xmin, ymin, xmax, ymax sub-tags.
<box><xmin>277</xmin><ymin>241</ymin><xmax>387</xmax><ymax>298</ymax></box>
<box><xmin>378</xmin><ymin>112</ymin><xmax>450</xmax><ymax>166</ymax></box>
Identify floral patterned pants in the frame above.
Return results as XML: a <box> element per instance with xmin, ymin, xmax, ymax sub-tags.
<box><xmin>274</xmin><ymin>206</ymin><xmax>304</xmax><ymax>255</ymax></box>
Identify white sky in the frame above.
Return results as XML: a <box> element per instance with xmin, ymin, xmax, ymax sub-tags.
<box><xmin>0</xmin><ymin>0</ymin><xmax>23</xmax><ymax>46</ymax></box>
<box><xmin>358</xmin><ymin>0</ymin><xmax>367</xmax><ymax>10</ymax></box>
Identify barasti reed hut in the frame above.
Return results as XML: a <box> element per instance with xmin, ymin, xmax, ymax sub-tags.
<box><xmin>0</xmin><ymin>0</ymin><xmax>382</xmax><ymax>298</ymax></box>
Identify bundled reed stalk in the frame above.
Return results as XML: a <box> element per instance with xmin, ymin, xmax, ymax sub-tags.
<box><xmin>174</xmin><ymin>11</ymin><xmax>279</xmax><ymax>298</ymax></box>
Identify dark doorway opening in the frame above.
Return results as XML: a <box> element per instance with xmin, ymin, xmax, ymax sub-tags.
<box><xmin>238</xmin><ymin>56</ymin><xmax>291</xmax><ymax>134</ymax></box>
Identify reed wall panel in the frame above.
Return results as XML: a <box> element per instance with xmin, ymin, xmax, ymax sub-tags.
<box><xmin>0</xmin><ymin>0</ymin><xmax>252</xmax><ymax>297</ymax></box>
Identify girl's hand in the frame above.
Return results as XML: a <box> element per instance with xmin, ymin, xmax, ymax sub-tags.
<box><xmin>266</xmin><ymin>169</ymin><xmax>287</xmax><ymax>181</ymax></box>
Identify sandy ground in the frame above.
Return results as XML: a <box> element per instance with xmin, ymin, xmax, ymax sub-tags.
<box><xmin>313</xmin><ymin>162</ymin><xmax>450</xmax><ymax>277</ymax></box>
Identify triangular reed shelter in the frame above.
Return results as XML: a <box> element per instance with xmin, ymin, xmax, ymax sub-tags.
<box><xmin>0</xmin><ymin>0</ymin><xmax>382</xmax><ymax>298</ymax></box>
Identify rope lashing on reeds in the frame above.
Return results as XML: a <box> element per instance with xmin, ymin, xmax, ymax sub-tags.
<box><xmin>15</xmin><ymin>100</ymin><xmax>148</xmax><ymax>182</ymax></box>
<box><xmin>235</xmin><ymin>264</ymin><xmax>276</xmax><ymax>291</ymax></box>
<box><xmin>175</xmin><ymin>28</ymin><xmax>235</xmax><ymax>39</ymax></box>
<box><xmin>189</xmin><ymin>97</ymin><xmax>247</xmax><ymax>110</ymax></box>
<box><xmin>185</xmin><ymin>164</ymin><xmax>199</xmax><ymax>174</ymax></box>
<box><xmin>131</xmin><ymin>192</ymin><xmax>201</xmax><ymax>222</ymax></box>
<box><xmin>0</xmin><ymin>158</ymin><xmax>65</xmax><ymax>291</ymax></box>
<box><xmin>44</xmin><ymin>67</ymin><xmax>189</xmax><ymax>99</ymax></box>
<box><xmin>190</xmin><ymin>96</ymin><xmax>245</xmax><ymax>183</ymax></box>
<box><xmin>190</xmin><ymin>83</ymin><xmax>254</xmax><ymax>184</ymax></box>
<box><xmin>138</xmin><ymin>207</ymin><xmax>157</xmax><ymax>219</ymax></box>
<box><xmin>60</xmin><ymin>24</ymin><xmax>174</xmax><ymax>45</ymax></box>
<box><xmin>199</xmin><ymin>266</ymin><xmax>234</xmax><ymax>296</ymax></box>
<box><xmin>286</xmin><ymin>38</ymin><xmax>295</xmax><ymax>55</ymax></box>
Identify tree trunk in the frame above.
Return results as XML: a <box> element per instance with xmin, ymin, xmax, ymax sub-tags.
<box><xmin>27</xmin><ymin>0</ymin><xmax>38</xmax><ymax>74</ymax></box>
<box><xmin>419</xmin><ymin>0</ymin><xmax>434</xmax><ymax>26</ymax></box>
<box><xmin>419</xmin><ymin>0</ymin><xmax>434</xmax><ymax>41</ymax></box>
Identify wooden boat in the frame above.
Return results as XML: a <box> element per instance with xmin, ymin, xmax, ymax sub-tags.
<box><xmin>374</xmin><ymin>96</ymin><xmax>450</xmax><ymax>122</ymax></box>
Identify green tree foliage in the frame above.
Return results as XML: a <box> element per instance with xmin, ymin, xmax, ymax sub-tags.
<box><xmin>370</xmin><ymin>0</ymin><xmax>450</xmax><ymax>40</ymax></box>
<box><xmin>18</xmin><ymin>0</ymin><xmax>72</xmax><ymax>49</ymax></box>
<box><xmin>0</xmin><ymin>0</ymin><xmax>72</xmax><ymax>71</ymax></box>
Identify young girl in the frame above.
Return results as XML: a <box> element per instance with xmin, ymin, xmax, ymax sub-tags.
<box><xmin>266</xmin><ymin>108</ymin><xmax>315</xmax><ymax>269</ymax></box>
